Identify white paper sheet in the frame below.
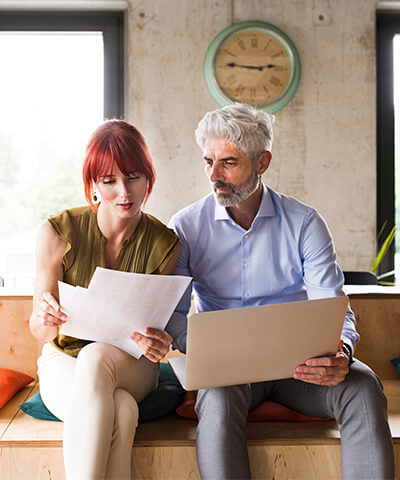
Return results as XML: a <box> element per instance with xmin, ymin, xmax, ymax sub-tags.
<box><xmin>59</xmin><ymin>267</ymin><xmax>191</xmax><ymax>358</ymax></box>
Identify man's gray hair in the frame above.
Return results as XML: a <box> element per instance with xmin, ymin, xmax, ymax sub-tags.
<box><xmin>195</xmin><ymin>103</ymin><xmax>275</xmax><ymax>160</ymax></box>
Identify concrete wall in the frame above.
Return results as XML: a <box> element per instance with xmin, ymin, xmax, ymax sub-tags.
<box><xmin>125</xmin><ymin>0</ymin><xmax>380</xmax><ymax>270</ymax></box>
<box><xmin>0</xmin><ymin>0</ymin><xmax>391</xmax><ymax>270</ymax></box>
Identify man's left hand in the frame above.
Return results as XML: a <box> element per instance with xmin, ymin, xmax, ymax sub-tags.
<box><xmin>130</xmin><ymin>328</ymin><xmax>173</xmax><ymax>363</ymax></box>
<box><xmin>293</xmin><ymin>340</ymin><xmax>350</xmax><ymax>386</ymax></box>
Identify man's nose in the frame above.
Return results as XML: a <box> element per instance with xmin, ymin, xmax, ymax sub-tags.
<box><xmin>209</xmin><ymin>163</ymin><xmax>222</xmax><ymax>183</ymax></box>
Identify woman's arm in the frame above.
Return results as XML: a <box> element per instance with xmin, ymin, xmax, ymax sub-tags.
<box><xmin>29</xmin><ymin>220</ymin><xmax>67</xmax><ymax>343</ymax></box>
<box><xmin>130</xmin><ymin>244</ymin><xmax>180</xmax><ymax>362</ymax></box>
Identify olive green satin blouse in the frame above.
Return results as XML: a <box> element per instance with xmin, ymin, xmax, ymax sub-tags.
<box><xmin>48</xmin><ymin>205</ymin><xmax>179</xmax><ymax>357</ymax></box>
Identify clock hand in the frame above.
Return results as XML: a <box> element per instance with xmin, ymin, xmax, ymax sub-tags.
<box><xmin>226</xmin><ymin>62</ymin><xmax>277</xmax><ymax>71</ymax></box>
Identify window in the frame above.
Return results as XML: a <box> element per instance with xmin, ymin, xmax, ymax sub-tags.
<box><xmin>376</xmin><ymin>10</ymin><xmax>400</xmax><ymax>279</ymax></box>
<box><xmin>0</xmin><ymin>11</ymin><xmax>124</xmax><ymax>290</ymax></box>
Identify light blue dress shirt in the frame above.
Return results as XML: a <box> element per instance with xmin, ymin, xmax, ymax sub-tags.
<box><xmin>167</xmin><ymin>184</ymin><xmax>359</xmax><ymax>354</ymax></box>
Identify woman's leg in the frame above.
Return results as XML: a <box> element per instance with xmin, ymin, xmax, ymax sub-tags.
<box><xmin>37</xmin><ymin>342</ymin><xmax>77</xmax><ymax>421</ymax></box>
<box><xmin>63</xmin><ymin>342</ymin><xmax>158</xmax><ymax>480</ymax></box>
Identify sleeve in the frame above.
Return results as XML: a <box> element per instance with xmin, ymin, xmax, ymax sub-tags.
<box><xmin>165</xmin><ymin>215</ymin><xmax>193</xmax><ymax>353</ymax></box>
<box><xmin>300</xmin><ymin>210</ymin><xmax>360</xmax><ymax>354</ymax></box>
<box><xmin>143</xmin><ymin>215</ymin><xmax>179</xmax><ymax>274</ymax></box>
<box><xmin>47</xmin><ymin>210</ymin><xmax>73</xmax><ymax>272</ymax></box>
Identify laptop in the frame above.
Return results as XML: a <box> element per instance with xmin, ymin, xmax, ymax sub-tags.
<box><xmin>169</xmin><ymin>296</ymin><xmax>348</xmax><ymax>390</ymax></box>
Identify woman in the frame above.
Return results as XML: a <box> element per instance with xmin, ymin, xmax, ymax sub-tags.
<box><xmin>30</xmin><ymin>119</ymin><xmax>180</xmax><ymax>480</ymax></box>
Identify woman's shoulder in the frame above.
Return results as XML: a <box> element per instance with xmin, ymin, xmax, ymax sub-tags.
<box><xmin>47</xmin><ymin>205</ymin><xmax>95</xmax><ymax>241</ymax></box>
<box><xmin>142</xmin><ymin>212</ymin><xmax>177</xmax><ymax>240</ymax></box>
<box><xmin>48</xmin><ymin>205</ymin><xmax>93</xmax><ymax>222</ymax></box>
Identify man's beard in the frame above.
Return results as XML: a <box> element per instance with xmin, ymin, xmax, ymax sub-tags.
<box><xmin>212</xmin><ymin>168</ymin><xmax>260</xmax><ymax>207</ymax></box>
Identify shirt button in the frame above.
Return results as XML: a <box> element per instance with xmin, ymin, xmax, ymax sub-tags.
<box><xmin>244</xmin><ymin>292</ymin><xmax>249</xmax><ymax>297</ymax></box>
<box><xmin>244</xmin><ymin>263</ymin><xmax>248</xmax><ymax>268</ymax></box>
<box><xmin>244</xmin><ymin>234</ymin><xmax>249</xmax><ymax>239</ymax></box>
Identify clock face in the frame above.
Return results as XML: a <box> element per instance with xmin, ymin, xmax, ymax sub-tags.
<box><xmin>204</xmin><ymin>21</ymin><xmax>301</xmax><ymax>113</ymax></box>
<box><xmin>214</xmin><ymin>29</ymin><xmax>292</xmax><ymax>106</ymax></box>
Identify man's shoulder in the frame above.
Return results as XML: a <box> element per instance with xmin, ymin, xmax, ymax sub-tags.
<box><xmin>268</xmin><ymin>187</ymin><xmax>318</xmax><ymax>219</ymax></box>
<box><xmin>170</xmin><ymin>193</ymin><xmax>214</xmax><ymax>227</ymax></box>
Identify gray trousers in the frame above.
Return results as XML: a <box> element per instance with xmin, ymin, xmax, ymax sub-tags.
<box><xmin>195</xmin><ymin>359</ymin><xmax>394</xmax><ymax>480</ymax></box>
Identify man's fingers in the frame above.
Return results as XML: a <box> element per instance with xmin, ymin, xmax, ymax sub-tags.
<box><xmin>294</xmin><ymin>362</ymin><xmax>349</xmax><ymax>386</ymax></box>
<box><xmin>293</xmin><ymin>372</ymin><xmax>343</xmax><ymax>386</ymax></box>
<box><xmin>304</xmin><ymin>356</ymin><xmax>345</xmax><ymax>367</ymax></box>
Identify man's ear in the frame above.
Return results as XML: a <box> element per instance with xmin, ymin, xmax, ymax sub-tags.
<box><xmin>257</xmin><ymin>151</ymin><xmax>272</xmax><ymax>175</ymax></box>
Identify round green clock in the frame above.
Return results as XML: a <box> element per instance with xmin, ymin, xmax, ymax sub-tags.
<box><xmin>204</xmin><ymin>20</ymin><xmax>301</xmax><ymax>113</ymax></box>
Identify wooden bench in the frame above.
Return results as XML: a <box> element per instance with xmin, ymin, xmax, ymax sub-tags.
<box><xmin>0</xmin><ymin>295</ymin><xmax>399</xmax><ymax>479</ymax></box>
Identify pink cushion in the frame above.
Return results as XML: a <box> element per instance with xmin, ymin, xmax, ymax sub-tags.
<box><xmin>176</xmin><ymin>391</ymin><xmax>332</xmax><ymax>422</ymax></box>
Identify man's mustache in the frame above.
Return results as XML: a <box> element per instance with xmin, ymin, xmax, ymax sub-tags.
<box><xmin>213</xmin><ymin>181</ymin><xmax>235</xmax><ymax>192</ymax></box>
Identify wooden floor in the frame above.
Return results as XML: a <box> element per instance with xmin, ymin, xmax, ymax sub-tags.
<box><xmin>0</xmin><ymin>380</ymin><xmax>399</xmax><ymax>480</ymax></box>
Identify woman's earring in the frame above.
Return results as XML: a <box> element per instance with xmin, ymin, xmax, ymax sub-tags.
<box><xmin>93</xmin><ymin>191</ymin><xmax>98</xmax><ymax>202</ymax></box>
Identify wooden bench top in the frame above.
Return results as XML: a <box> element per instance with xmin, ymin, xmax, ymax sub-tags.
<box><xmin>1</xmin><ymin>380</ymin><xmax>399</xmax><ymax>449</ymax></box>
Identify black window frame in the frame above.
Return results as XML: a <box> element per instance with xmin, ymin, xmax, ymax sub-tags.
<box><xmin>0</xmin><ymin>10</ymin><xmax>124</xmax><ymax>119</ymax></box>
<box><xmin>376</xmin><ymin>11</ymin><xmax>400</xmax><ymax>276</ymax></box>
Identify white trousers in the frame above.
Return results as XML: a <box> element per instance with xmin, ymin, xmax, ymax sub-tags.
<box><xmin>38</xmin><ymin>342</ymin><xmax>158</xmax><ymax>480</ymax></box>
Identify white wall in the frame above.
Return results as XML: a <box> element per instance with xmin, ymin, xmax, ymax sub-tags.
<box><xmin>0</xmin><ymin>0</ymin><xmax>390</xmax><ymax>270</ymax></box>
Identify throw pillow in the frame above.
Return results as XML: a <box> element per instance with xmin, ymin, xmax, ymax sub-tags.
<box><xmin>139</xmin><ymin>362</ymin><xmax>185</xmax><ymax>422</ymax></box>
<box><xmin>19</xmin><ymin>391</ymin><xmax>61</xmax><ymax>421</ymax></box>
<box><xmin>20</xmin><ymin>363</ymin><xmax>185</xmax><ymax>423</ymax></box>
<box><xmin>0</xmin><ymin>368</ymin><xmax>34</xmax><ymax>408</ymax></box>
<box><xmin>176</xmin><ymin>391</ymin><xmax>331</xmax><ymax>422</ymax></box>
<box><xmin>391</xmin><ymin>357</ymin><xmax>400</xmax><ymax>372</ymax></box>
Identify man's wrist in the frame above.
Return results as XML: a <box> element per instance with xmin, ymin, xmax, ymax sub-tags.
<box><xmin>341</xmin><ymin>342</ymin><xmax>354</xmax><ymax>364</ymax></box>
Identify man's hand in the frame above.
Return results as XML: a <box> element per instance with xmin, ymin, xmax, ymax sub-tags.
<box><xmin>293</xmin><ymin>340</ymin><xmax>350</xmax><ymax>386</ymax></box>
<box><xmin>130</xmin><ymin>328</ymin><xmax>173</xmax><ymax>363</ymax></box>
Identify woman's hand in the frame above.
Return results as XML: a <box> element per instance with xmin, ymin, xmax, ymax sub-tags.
<box><xmin>35</xmin><ymin>292</ymin><xmax>67</xmax><ymax>327</ymax></box>
<box><xmin>130</xmin><ymin>328</ymin><xmax>173</xmax><ymax>363</ymax></box>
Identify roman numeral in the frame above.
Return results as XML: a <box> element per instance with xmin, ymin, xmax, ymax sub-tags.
<box><xmin>223</xmin><ymin>48</ymin><xmax>236</xmax><ymax>57</ymax></box>
<box><xmin>263</xmin><ymin>39</ymin><xmax>272</xmax><ymax>51</ymax></box>
<box><xmin>269</xmin><ymin>76</ymin><xmax>280</xmax><ymax>86</ymax></box>
<box><xmin>236</xmin><ymin>39</ymin><xmax>246</xmax><ymax>50</ymax></box>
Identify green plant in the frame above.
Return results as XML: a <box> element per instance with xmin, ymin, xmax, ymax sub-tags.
<box><xmin>369</xmin><ymin>222</ymin><xmax>396</xmax><ymax>285</ymax></box>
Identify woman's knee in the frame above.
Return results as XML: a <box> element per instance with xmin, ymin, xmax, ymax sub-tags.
<box><xmin>113</xmin><ymin>389</ymin><xmax>139</xmax><ymax>439</ymax></box>
<box><xmin>74</xmin><ymin>343</ymin><xmax>118</xmax><ymax>391</ymax></box>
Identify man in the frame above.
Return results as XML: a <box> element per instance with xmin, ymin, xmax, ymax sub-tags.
<box><xmin>166</xmin><ymin>103</ymin><xmax>394</xmax><ymax>480</ymax></box>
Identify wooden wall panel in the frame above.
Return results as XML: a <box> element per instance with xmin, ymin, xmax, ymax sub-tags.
<box><xmin>0</xmin><ymin>447</ymin><xmax>65</xmax><ymax>480</ymax></box>
<box><xmin>349</xmin><ymin>296</ymin><xmax>400</xmax><ymax>380</ymax></box>
<box><xmin>0</xmin><ymin>297</ymin><xmax>38</xmax><ymax>378</ymax></box>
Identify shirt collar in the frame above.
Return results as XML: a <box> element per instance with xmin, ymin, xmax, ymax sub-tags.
<box><xmin>214</xmin><ymin>184</ymin><xmax>275</xmax><ymax>221</ymax></box>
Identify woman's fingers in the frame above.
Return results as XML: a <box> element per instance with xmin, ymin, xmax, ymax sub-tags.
<box><xmin>131</xmin><ymin>328</ymin><xmax>172</xmax><ymax>363</ymax></box>
<box><xmin>37</xmin><ymin>292</ymin><xmax>66</xmax><ymax>326</ymax></box>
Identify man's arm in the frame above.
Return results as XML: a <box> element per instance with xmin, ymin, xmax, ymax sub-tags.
<box><xmin>165</xmin><ymin>219</ymin><xmax>193</xmax><ymax>353</ymax></box>
<box><xmin>295</xmin><ymin>210</ymin><xmax>358</xmax><ymax>385</ymax></box>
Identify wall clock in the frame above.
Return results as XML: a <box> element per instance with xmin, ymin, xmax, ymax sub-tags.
<box><xmin>204</xmin><ymin>20</ymin><xmax>301</xmax><ymax>113</ymax></box>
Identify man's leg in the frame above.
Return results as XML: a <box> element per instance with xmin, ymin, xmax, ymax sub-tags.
<box><xmin>195</xmin><ymin>384</ymin><xmax>252</xmax><ymax>480</ymax></box>
<box><xmin>267</xmin><ymin>359</ymin><xmax>394</xmax><ymax>480</ymax></box>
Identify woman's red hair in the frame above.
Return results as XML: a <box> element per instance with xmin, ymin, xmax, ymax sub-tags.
<box><xmin>83</xmin><ymin>119</ymin><xmax>156</xmax><ymax>209</ymax></box>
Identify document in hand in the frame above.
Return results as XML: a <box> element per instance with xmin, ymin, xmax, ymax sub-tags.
<box><xmin>58</xmin><ymin>267</ymin><xmax>191</xmax><ymax>359</ymax></box>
